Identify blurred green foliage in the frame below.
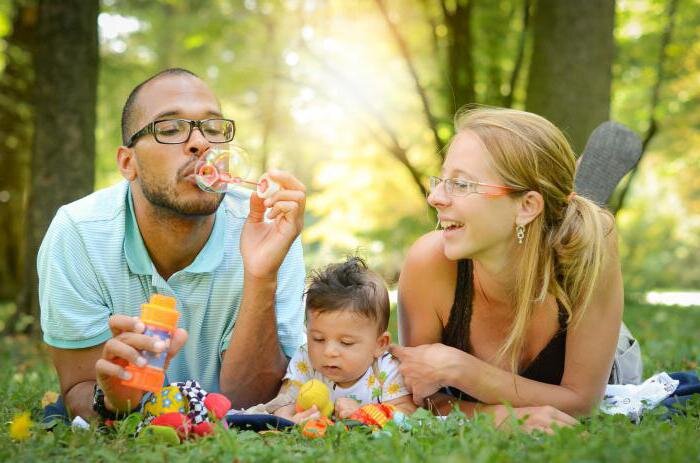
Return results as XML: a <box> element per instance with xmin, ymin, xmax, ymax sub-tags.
<box><xmin>1</xmin><ymin>0</ymin><xmax>697</xmax><ymax>294</ymax></box>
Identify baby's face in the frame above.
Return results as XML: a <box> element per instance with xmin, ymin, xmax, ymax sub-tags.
<box><xmin>306</xmin><ymin>309</ymin><xmax>389</xmax><ymax>388</ymax></box>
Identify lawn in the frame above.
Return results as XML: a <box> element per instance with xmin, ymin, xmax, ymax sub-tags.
<box><xmin>1</xmin><ymin>301</ymin><xmax>699</xmax><ymax>462</ymax></box>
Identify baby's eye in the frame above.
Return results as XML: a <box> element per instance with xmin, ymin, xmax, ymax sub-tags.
<box><xmin>340</xmin><ymin>341</ymin><xmax>354</xmax><ymax>346</ymax></box>
<box><xmin>311</xmin><ymin>337</ymin><xmax>325</xmax><ymax>343</ymax></box>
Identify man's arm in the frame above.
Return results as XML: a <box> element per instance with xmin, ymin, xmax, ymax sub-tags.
<box><xmin>219</xmin><ymin>274</ymin><xmax>289</xmax><ymax>408</ymax></box>
<box><xmin>48</xmin><ymin>345</ymin><xmax>102</xmax><ymax>419</ymax></box>
<box><xmin>220</xmin><ymin>170</ymin><xmax>306</xmax><ymax>408</ymax></box>
<box><xmin>49</xmin><ymin>316</ymin><xmax>188</xmax><ymax>420</ymax></box>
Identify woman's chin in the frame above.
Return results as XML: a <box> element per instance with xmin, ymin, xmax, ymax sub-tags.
<box><xmin>442</xmin><ymin>240</ymin><xmax>469</xmax><ymax>261</ymax></box>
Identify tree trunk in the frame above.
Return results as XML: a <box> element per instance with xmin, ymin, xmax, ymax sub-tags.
<box><xmin>525</xmin><ymin>0</ymin><xmax>614</xmax><ymax>154</ymax></box>
<box><xmin>0</xmin><ymin>2</ymin><xmax>37</xmax><ymax>303</ymax></box>
<box><xmin>14</xmin><ymin>0</ymin><xmax>99</xmax><ymax>335</ymax></box>
<box><xmin>443</xmin><ymin>0</ymin><xmax>475</xmax><ymax>111</ymax></box>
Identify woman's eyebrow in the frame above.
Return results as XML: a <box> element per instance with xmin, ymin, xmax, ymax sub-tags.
<box><xmin>445</xmin><ymin>168</ymin><xmax>478</xmax><ymax>180</ymax></box>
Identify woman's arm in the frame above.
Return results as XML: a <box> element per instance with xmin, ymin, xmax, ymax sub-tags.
<box><xmin>398</xmin><ymin>231</ymin><xmax>456</xmax><ymax>347</ymax></box>
<box><xmin>423</xmin><ymin>392</ymin><xmax>577</xmax><ymax>433</ymax></box>
<box><xmin>422</xmin><ymin>228</ymin><xmax>623</xmax><ymax>416</ymax></box>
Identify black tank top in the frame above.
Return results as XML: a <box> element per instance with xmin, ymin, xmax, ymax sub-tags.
<box><xmin>441</xmin><ymin>260</ymin><xmax>568</xmax><ymax>402</ymax></box>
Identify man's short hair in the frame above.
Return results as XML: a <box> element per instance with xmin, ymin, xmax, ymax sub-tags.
<box><xmin>120</xmin><ymin>68</ymin><xmax>199</xmax><ymax>145</ymax></box>
<box><xmin>305</xmin><ymin>256</ymin><xmax>390</xmax><ymax>332</ymax></box>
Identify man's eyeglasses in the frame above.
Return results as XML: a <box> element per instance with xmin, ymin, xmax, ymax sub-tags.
<box><xmin>429</xmin><ymin>176</ymin><xmax>521</xmax><ymax>197</ymax></box>
<box><xmin>126</xmin><ymin>118</ymin><xmax>236</xmax><ymax>147</ymax></box>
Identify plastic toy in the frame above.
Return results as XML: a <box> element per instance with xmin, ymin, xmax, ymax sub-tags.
<box><xmin>301</xmin><ymin>416</ymin><xmax>335</xmax><ymax>439</ymax></box>
<box><xmin>195</xmin><ymin>146</ymin><xmax>279</xmax><ymax>199</ymax></box>
<box><xmin>121</xmin><ymin>294</ymin><xmax>179</xmax><ymax>393</ymax></box>
<box><xmin>137</xmin><ymin>380</ymin><xmax>231</xmax><ymax>442</ymax></box>
<box><xmin>349</xmin><ymin>403</ymin><xmax>396</xmax><ymax>427</ymax></box>
<box><xmin>300</xmin><ymin>403</ymin><xmax>402</xmax><ymax>439</ymax></box>
<box><xmin>295</xmin><ymin>379</ymin><xmax>334</xmax><ymax>417</ymax></box>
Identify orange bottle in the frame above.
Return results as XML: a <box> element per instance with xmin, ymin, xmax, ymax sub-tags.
<box><xmin>121</xmin><ymin>294</ymin><xmax>180</xmax><ymax>393</ymax></box>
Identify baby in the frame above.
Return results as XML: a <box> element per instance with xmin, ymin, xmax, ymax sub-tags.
<box><xmin>274</xmin><ymin>257</ymin><xmax>416</xmax><ymax>423</ymax></box>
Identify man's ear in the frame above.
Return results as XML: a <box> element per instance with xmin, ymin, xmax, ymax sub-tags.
<box><xmin>117</xmin><ymin>146</ymin><xmax>137</xmax><ymax>181</ymax></box>
<box><xmin>374</xmin><ymin>331</ymin><xmax>390</xmax><ymax>358</ymax></box>
<box><xmin>515</xmin><ymin>190</ymin><xmax>544</xmax><ymax>227</ymax></box>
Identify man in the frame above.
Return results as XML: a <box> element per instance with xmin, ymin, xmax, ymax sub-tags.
<box><xmin>38</xmin><ymin>68</ymin><xmax>306</xmax><ymax>419</ymax></box>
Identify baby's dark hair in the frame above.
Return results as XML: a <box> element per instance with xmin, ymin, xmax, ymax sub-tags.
<box><xmin>305</xmin><ymin>257</ymin><xmax>390</xmax><ymax>332</ymax></box>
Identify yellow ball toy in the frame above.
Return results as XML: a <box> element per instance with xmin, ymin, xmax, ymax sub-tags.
<box><xmin>295</xmin><ymin>379</ymin><xmax>333</xmax><ymax>417</ymax></box>
<box><xmin>143</xmin><ymin>385</ymin><xmax>188</xmax><ymax>417</ymax></box>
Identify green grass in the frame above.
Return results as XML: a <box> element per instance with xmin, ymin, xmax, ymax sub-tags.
<box><xmin>1</xmin><ymin>302</ymin><xmax>699</xmax><ymax>462</ymax></box>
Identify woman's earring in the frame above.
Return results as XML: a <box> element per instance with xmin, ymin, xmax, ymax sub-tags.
<box><xmin>516</xmin><ymin>224</ymin><xmax>525</xmax><ymax>244</ymax></box>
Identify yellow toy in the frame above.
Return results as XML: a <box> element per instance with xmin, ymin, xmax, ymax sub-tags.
<box><xmin>295</xmin><ymin>379</ymin><xmax>333</xmax><ymax>417</ymax></box>
<box><xmin>143</xmin><ymin>385</ymin><xmax>188</xmax><ymax>417</ymax></box>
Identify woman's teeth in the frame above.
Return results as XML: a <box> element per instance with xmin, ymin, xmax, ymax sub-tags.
<box><xmin>440</xmin><ymin>220</ymin><xmax>464</xmax><ymax>230</ymax></box>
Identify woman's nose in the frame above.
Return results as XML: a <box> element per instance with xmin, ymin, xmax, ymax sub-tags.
<box><xmin>427</xmin><ymin>184</ymin><xmax>450</xmax><ymax>208</ymax></box>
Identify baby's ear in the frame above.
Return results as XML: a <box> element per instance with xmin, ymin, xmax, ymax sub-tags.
<box><xmin>374</xmin><ymin>331</ymin><xmax>390</xmax><ymax>357</ymax></box>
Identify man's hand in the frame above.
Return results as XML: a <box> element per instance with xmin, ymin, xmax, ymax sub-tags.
<box><xmin>241</xmin><ymin>169</ymin><xmax>305</xmax><ymax>280</ymax></box>
<box><xmin>94</xmin><ymin>314</ymin><xmax>188</xmax><ymax>412</ymax></box>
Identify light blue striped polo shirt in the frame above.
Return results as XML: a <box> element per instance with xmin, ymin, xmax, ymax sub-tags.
<box><xmin>38</xmin><ymin>180</ymin><xmax>306</xmax><ymax>393</ymax></box>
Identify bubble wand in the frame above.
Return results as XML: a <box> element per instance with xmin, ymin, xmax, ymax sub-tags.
<box><xmin>195</xmin><ymin>145</ymin><xmax>279</xmax><ymax>199</ymax></box>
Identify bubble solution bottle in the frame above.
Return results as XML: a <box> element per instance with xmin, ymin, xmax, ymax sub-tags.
<box><xmin>121</xmin><ymin>294</ymin><xmax>180</xmax><ymax>393</ymax></box>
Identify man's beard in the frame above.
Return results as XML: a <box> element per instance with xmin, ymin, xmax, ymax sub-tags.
<box><xmin>138</xmin><ymin>167</ymin><xmax>224</xmax><ymax>217</ymax></box>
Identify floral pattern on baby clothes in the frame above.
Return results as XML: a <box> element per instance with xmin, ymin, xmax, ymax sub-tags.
<box><xmin>281</xmin><ymin>344</ymin><xmax>410</xmax><ymax>405</ymax></box>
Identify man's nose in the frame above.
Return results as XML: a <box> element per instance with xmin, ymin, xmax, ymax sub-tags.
<box><xmin>187</xmin><ymin>126</ymin><xmax>210</xmax><ymax>156</ymax></box>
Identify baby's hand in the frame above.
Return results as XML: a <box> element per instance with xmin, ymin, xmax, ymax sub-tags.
<box><xmin>290</xmin><ymin>405</ymin><xmax>321</xmax><ymax>424</ymax></box>
<box><xmin>334</xmin><ymin>397</ymin><xmax>361</xmax><ymax>419</ymax></box>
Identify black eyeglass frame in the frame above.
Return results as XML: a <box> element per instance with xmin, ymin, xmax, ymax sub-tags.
<box><xmin>126</xmin><ymin>118</ymin><xmax>236</xmax><ymax>147</ymax></box>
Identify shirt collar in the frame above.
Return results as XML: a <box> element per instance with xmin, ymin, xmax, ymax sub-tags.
<box><xmin>124</xmin><ymin>185</ymin><xmax>225</xmax><ymax>276</ymax></box>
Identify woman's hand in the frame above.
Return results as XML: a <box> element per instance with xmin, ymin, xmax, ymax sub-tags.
<box><xmin>390</xmin><ymin>343</ymin><xmax>463</xmax><ymax>405</ymax></box>
<box><xmin>94</xmin><ymin>314</ymin><xmax>188</xmax><ymax>412</ymax></box>
<box><xmin>488</xmin><ymin>404</ymin><xmax>578</xmax><ymax>434</ymax></box>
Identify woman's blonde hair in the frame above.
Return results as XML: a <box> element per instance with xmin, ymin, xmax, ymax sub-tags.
<box><xmin>454</xmin><ymin>106</ymin><xmax>612</xmax><ymax>374</ymax></box>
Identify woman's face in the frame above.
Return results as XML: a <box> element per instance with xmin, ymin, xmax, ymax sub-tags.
<box><xmin>428</xmin><ymin>130</ymin><xmax>520</xmax><ymax>267</ymax></box>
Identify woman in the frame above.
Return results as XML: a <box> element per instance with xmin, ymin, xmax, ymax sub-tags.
<box><xmin>391</xmin><ymin>107</ymin><xmax>627</xmax><ymax>432</ymax></box>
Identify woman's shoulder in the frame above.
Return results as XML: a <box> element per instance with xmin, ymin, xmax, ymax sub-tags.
<box><xmin>399</xmin><ymin>231</ymin><xmax>458</xmax><ymax>327</ymax></box>
<box><xmin>403</xmin><ymin>231</ymin><xmax>455</xmax><ymax>271</ymax></box>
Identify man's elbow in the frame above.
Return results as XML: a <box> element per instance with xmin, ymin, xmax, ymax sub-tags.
<box><xmin>220</xmin><ymin>369</ymin><xmax>284</xmax><ymax>409</ymax></box>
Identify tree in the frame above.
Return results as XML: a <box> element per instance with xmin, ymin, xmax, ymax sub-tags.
<box><xmin>0</xmin><ymin>1</ymin><xmax>37</xmax><ymax>304</ymax></box>
<box><xmin>14</xmin><ymin>0</ymin><xmax>99</xmax><ymax>333</ymax></box>
<box><xmin>525</xmin><ymin>0</ymin><xmax>615</xmax><ymax>153</ymax></box>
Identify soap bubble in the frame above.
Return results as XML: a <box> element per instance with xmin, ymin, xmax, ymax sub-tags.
<box><xmin>195</xmin><ymin>145</ymin><xmax>252</xmax><ymax>193</ymax></box>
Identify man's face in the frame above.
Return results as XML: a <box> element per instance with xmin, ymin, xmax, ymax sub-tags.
<box><xmin>126</xmin><ymin>74</ymin><xmax>226</xmax><ymax>216</ymax></box>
